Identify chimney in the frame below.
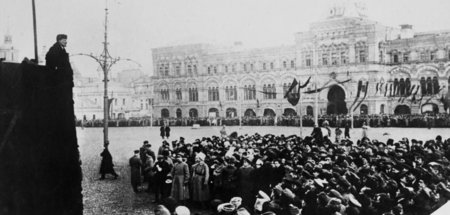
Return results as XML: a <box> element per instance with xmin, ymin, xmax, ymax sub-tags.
<box><xmin>400</xmin><ymin>24</ymin><xmax>414</xmax><ymax>39</ymax></box>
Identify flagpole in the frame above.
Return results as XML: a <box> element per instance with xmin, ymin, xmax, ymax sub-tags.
<box><xmin>239</xmin><ymin>87</ymin><xmax>242</xmax><ymax>129</ymax></box>
<box><xmin>299</xmin><ymin>83</ymin><xmax>303</xmax><ymax>138</ymax></box>
<box><xmin>314</xmin><ymin>68</ymin><xmax>319</xmax><ymax>126</ymax></box>
<box><xmin>32</xmin><ymin>0</ymin><xmax>39</xmax><ymax>62</ymax></box>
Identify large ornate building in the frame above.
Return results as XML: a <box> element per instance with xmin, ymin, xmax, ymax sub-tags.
<box><xmin>151</xmin><ymin>1</ymin><xmax>450</xmax><ymax>119</ymax></box>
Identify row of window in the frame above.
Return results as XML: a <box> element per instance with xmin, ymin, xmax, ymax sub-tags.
<box><xmin>386</xmin><ymin>49</ymin><xmax>450</xmax><ymax>64</ymax></box>
<box><xmin>159</xmin><ymin>104</ymin><xmax>379</xmax><ymax>118</ymax></box>
<box><xmin>158</xmin><ymin>63</ymin><xmax>198</xmax><ymax>77</ymax></box>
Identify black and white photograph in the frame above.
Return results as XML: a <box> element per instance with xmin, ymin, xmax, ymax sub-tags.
<box><xmin>1</xmin><ymin>0</ymin><xmax>450</xmax><ymax>214</ymax></box>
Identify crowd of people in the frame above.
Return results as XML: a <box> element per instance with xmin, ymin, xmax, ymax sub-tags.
<box><xmin>79</xmin><ymin>113</ymin><xmax>450</xmax><ymax>128</ymax></box>
<box><xmin>112</xmin><ymin>124</ymin><xmax>450</xmax><ymax>215</ymax></box>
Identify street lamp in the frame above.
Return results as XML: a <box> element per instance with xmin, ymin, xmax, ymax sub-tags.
<box><xmin>74</xmin><ymin>6</ymin><xmax>140</xmax><ymax>145</ymax></box>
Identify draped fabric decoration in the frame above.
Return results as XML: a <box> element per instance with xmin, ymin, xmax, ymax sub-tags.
<box><xmin>353</xmin><ymin>82</ymin><xmax>369</xmax><ymax>112</ymax></box>
<box><xmin>389</xmin><ymin>84</ymin><xmax>393</xmax><ymax>97</ymax></box>
<box><xmin>349</xmin><ymin>81</ymin><xmax>363</xmax><ymax>110</ymax></box>
<box><xmin>384</xmin><ymin>84</ymin><xmax>388</xmax><ymax>97</ymax></box>
<box><xmin>284</xmin><ymin>77</ymin><xmax>311</xmax><ymax>106</ymax></box>
<box><xmin>284</xmin><ymin>79</ymin><xmax>300</xmax><ymax>106</ymax></box>
<box><xmin>411</xmin><ymin>85</ymin><xmax>420</xmax><ymax>103</ymax></box>
<box><xmin>375</xmin><ymin>83</ymin><xmax>379</xmax><ymax>95</ymax></box>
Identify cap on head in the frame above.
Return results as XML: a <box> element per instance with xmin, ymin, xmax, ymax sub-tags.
<box><xmin>56</xmin><ymin>34</ymin><xmax>67</xmax><ymax>41</ymax></box>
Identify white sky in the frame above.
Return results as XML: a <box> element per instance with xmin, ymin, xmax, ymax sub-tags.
<box><xmin>1</xmin><ymin>0</ymin><xmax>450</xmax><ymax>78</ymax></box>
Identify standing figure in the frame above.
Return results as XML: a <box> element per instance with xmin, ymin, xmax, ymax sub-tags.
<box><xmin>335</xmin><ymin>127</ymin><xmax>343</xmax><ymax>143</ymax></box>
<box><xmin>153</xmin><ymin>155</ymin><xmax>172</xmax><ymax>203</ymax></box>
<box><xmin>99</xmin><ymin>141</ymin><xmax>118</xmax><ymax>180</ymax></box>
<box><xmin>236</xmin><ymin>158</ymin><xmax>254</xmax><ymax>208</ymax></box>
<box><xmin>220</xmin><ymin>126</ymin><xmax>228</xmax><ymax>138</ymax></box>
<box><xmin>362</xmin><ymin>121</ymin><xmax>369</xmax><ymax>139</ymax></box>
<box><xmin>170</xmin><ymin>154</ymin><xmax>190</xmax><ymax>203</ymax></box>
<box><xmin>191</xmin><ymin>153</ymin><xmax>210</xmax><ymax>207</ymax></box>
<box><xmin>45</xmin><ymin>34</ymin><xmax>73</xmax><ymax>87</ymax></box>
<box><xmin>165</xmin><ymin>125</ymin><xmax>171</xmax><ymax>139</ymax></box>
<box><xmin>344</xmin><ymin>121</ymin><xmax>351</xmax><ymax>139</ymax></box>
<box><xmin>160</xmin><ymin>125</ymin><xmax>166</xmax><ymax>139</ymax></box>
<box><xmin>129</xmin><ymin>150</ymin><xmax>142</xmax><ymax>193</ymax></box>
<box><xmin>221</xmin><ymin>157</ymin><xmax>238</xmax><ymax>202</ymax></box>
<box><xmin>311</xmin><ymin>124</ymin><xmax>323</xmax><ymax>142</ymax></box>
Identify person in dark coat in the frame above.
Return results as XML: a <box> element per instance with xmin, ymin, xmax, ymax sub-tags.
<box><xmin>129</xmin><ymin>150</ymin><xmax>142</xmax><ymax>193</ymax></box>
<box><xmin>165</xmin><ymin>125</ymin><xmax>171</xmax><ymax>139</ymax></box>
<box><xmin>45</xmin><ymin>34</ymin><xmax>73</xmax><ymax>87</ymax></box>
<box><xmin>153</xmin><ymin>155</ymin><xmax>172</xmax><ymax>203</ymax></box>
<box><xmin>345</xmin><ymin>121</ymin><xmax>351</xmax><ymax>139</ymax></box>
<box><xmin>160</xmin><ymin>126</ymin><xmax>166</xmax><ymax>139</ymax></box>
<box><xmin>311</xmin><ymin>124</ymin><xmax>323</xmax><ymax>142</ymax></box>
<box><xmin>99</xmin><ymin>141</ymin><xmax>118</xmax><ymax>180</ymax></box>
<box><xmin>236</xmin><ymin>157</ymin><xmax>254</xmax><ymax>208</ymax></box>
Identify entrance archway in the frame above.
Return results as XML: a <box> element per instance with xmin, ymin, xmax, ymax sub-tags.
<box><xmin>327</xmin><ymin>85</ymin><xmax>347</xmax><ymax>114</ymax></box>
<box><xmin>244</xmin><ymin>109</ymin><xmax>256</xmax><ymax>117</ymax></box>
<box><xmin>161</xmin><ymin>109</ymin><xmax>170</xmax><ymax>118</ymax></box>
<box><xmin>226</xmin><ymin>108</ymin><xmax>237</xmax><ymax>118</ymax></box>
<box><xmin>263</xmin><ymin>108</ymin><xmax>276</xmax><ymax>117</ymax></box>
<box><xmin>421</xmin><ymin>103</ymin><xmax>439</xmax><ymax>114</ymax></box>
<box><xmin>394</xmin><ymin>105</ymin><xmax>411</xmax><ymax>115</ymax></box>
<box><xmin>283</xmin><ymin>108</ymin><xmax>297</xmax><ymax>116</ymax></box>
<box><xmin>208</xmin><ymin>108</ymin><xmax>219</xmax><ymax>117</ymax></box>
<box><xmin>189</xmin><ymin>108</ymin><xmax>198</xmax><ymax>117</ymax></box>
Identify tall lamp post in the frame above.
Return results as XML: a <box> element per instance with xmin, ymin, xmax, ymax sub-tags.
<box><xmin>74</xmin><ymin>6</ymin><xmax>140</xmax><ymax>144</ymax></box>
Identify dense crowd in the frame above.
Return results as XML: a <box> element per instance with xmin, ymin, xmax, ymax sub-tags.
<box><xmin>115</xmin><ymin>126</ymin><xmax>450</xmax><ymax>215</ymax></box>
<box><xmin>78</xmin><ymin>113</ymin><xmax>450</xmax><ymax>128</ymax></box>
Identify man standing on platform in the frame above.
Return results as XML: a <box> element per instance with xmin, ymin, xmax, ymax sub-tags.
<box><xmin>45</xmin><ymin>34</ymin><xmax>73</xmax><ymax>88</ymax></box>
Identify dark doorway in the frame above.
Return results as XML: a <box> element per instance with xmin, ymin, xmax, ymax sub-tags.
<box><xmin>327</xmin><ymin>85</ymin><xmax>347</xmax><ymax>114</ymax></box>
<box><xmin>176</xmin><ymin>108</ymin><xmax>182</xmax><ymax>118</ymax></box>
<box><xmin>189</xmin><ymin>108</ymin><xmax>198</xmax><ymax>117</ymax></box>
<box><xmin>283</xmin><ymin>108</ymin><xmax>297</xmax><ymax>116</ymax></box>
<box><xmin>263</xmin><ymin>108</ymin><xmax>276</xmax><ymax>117</ymax></box>
<box><xmin>244</xmin><ymin>109</ymin><xmax>256</xmax><ymax>117</ymax></box>
<box><xmin>394</xmin><ymin>105</ymin><xmax>411</xmax><ymax>115</ymax></box>
<box><xmin>161</xmin><ymin>109</ymin><xmax>170</xmax><ymax>118</ymax></box>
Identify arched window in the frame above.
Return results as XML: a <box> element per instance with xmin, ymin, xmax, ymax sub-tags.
<box><xmin>426</xmin><ymin>77</ymin><xmax>432</xmax><ymax>95</ymax></box>
<box><xmin>399</xmin><ymin>78</ymin><xmax>405</xmax><ymax>96</ymax></box>
<box><xmin>420</xmin><ymin>77</ymin><xmax>426</xmax><ymax>95</ymax></box>
<box><xmin>405</xmin><ymin>78</ymin><xmax>411</xmax><ymax>95</ymax></box>
<box><xmin>283</xmin><ymin>61</ymin><xmax>287</xmax><ymax>68</ymax></box>
<box><xmin>433</xmin><ymin>76</ymin><xmax>439</xmax><ymax>94</ymax></box>
<box><xmin>161</xmin><ymin>109</ymin><xmax>170</xmax><ymax>118</ymax></box>
<box><xmin>189</xmin><ymin>108</ymin><xmax>198</xmax><ymax>118</ymax></box>
<box><xmin>360</xmin><ymin>104</ymin><xmax>368</xmax><ymax>115</ymax></box>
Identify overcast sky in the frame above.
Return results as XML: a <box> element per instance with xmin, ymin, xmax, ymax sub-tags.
<box><xmin>1</xmin><ymin>0</ymin><xmax>450</xmax><ymax>78</ymax></box>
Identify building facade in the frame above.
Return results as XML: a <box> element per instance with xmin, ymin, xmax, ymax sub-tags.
<box><xmin>0</xmin><ymin>33</ymin><xmax>19</xmax><ymax>62</ymax></box>
<box><xmin>151</xmin><ymin>1</ymin><xmax>450</xmax><ymax>119</ymax></box>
